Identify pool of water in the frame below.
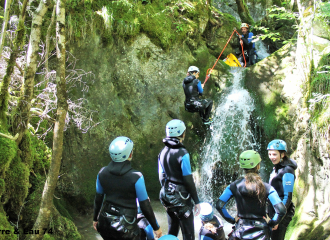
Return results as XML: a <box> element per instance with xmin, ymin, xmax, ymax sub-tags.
<box><xmin>74</xmin><ymin>201</ymin><xmax>233</xmax><ymax>239</ymax></box>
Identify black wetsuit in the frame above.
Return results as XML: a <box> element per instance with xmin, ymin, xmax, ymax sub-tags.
<box><xmin>158</xmin><ymin>137</ymin><xmax>200</xmax><ymax>240</ymax></box>
<box><xmin>268</xmin><ymin>158</ymin><xmax>297</xmax><ymax>240</ymax></box>
<box><xmin>237</xmin><ymin>31</ymin><xmax>256</xmax><ymax>66</ymax></box>
<box><xmin>216</xmin><ymin>178</ymin><xmax>286</xmax><ymax>240</ymax></box>
<box><xmin>94</xmin><ymin>161</ymin><xmax>159</xmax><ymax>240</ymax></box>
<box><xmin>182</xmin><ymin>75</ymin><xmax>213</xmax><ymax>122</ymax></box>
<box><xmin>199</xmin><ymin>216</ymin><xmax>226</xmax><ymax>240</ymax></box>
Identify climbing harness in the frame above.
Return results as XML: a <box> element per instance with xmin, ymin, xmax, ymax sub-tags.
<box><xmin>204</xmin><ymin>29</ymin><xmax>246</xmax><ymax>85</ymax></box>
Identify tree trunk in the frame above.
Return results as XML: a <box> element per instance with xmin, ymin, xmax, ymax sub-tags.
<box><xmin>0</xmin><ymin>0</ymin><xmax>28</xmax><ymax>127</ymax></box>
<box><xmin>45</xmin><ymin>5</ymin><xmax>56</xmax><ymax>73</ymax></box>
<box><xmin>0</xmin><ymin>0</ymin><xmax>13</xmax><ymax>57</ymax></box>
<box><xmin>235</xmin><ymin>0</ymin><xmax>255</xmax><ymax>25</ymax></box>
<box><xmin>28</xmin><ymin>0</ymin><xmax>67</xmax><ymax>238</ymax></box>
<box><xmin>12</xmin><ymin>0</ymin><xmax>52</xmax><ymax>144</ymax></box>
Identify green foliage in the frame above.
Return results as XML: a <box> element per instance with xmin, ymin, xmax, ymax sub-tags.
<box><xmin>254</xmin><ymin>5</ymin><xmax>297</xmax><ymax>51</ymax></box>
<box><xmin>307</xmin><ymin>53</ymin><xmax>330</xmax><ymax>130</ymax></box>
<box><xmin>317</xmin><ymin>2</ymin><xmax>330</xmax><ymax>24</ymax></box>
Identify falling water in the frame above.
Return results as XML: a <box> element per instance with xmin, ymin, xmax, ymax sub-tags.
<box><xmin>199</xmin><ymin>68</ymin><xmax>260</xmax><ymax>203</ymax></box>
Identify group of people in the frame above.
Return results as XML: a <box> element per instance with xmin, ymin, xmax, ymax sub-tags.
<box><xmin>93</xmin><ymin>118</ymin><xmax>297</xmax><ymax>240</ymax></box>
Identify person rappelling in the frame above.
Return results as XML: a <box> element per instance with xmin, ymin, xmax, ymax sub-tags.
<box><xmin>183</xmin><ymin>66</ymin><xmax>213</xmax><ymax>124</ymax></box>
<box><xmin>237</xmin><ymin>23</ymin><xmax>256</xmax><ymax>66</ymax></box>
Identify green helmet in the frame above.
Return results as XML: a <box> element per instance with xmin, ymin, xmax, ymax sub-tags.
<box><xmin>239</xmin><ymin>150</ymin><xmax>261</xmax><ymax>169</ymax></box>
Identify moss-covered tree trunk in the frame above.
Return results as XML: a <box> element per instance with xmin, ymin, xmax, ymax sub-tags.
<box><xmin>0</xmin><ymin>0</ymin><xmax>13</xmax><ymax>57</ymax></box>
<box><xmin>12</xmin><ymin>0</ymin><xmax>52</xmax><ymax>144</ymax></box>
<box><xmin>235</xmin><ymin>0</ymin><xmax>255</xmax><ymax>25</ymax></box>
<box><xmin>0</xmin><ymin>0</ymin><xmax>28</xmax><ymax>127</ymax></box>
<box><xmin>45</xmin><ymin>5</ymin><xmax>56</xmax><ymax>73</ymax></box>
<box><xmin>29</xmin><ymin>0</ymin><xmax>67</xmax><ymax>238</ymax></box>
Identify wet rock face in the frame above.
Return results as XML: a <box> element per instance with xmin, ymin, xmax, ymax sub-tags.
<box><xmin>58</xmin><ymin>34</ymin><xmax>218</xmax><ymax>205</ymax></box>
<box><xmin>244</xmin><ymin>9</ymin><xmax>330</xmax><ymax>237</ymax></box>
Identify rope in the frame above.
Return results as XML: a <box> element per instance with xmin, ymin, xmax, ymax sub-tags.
<box><xmin>203</xmin><ymin>29</ymin><xmax>246</xmax><ymax>85</ymax></box>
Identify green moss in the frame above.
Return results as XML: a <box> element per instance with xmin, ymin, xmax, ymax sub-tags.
<box><xmin>3</xmin><ymin>155</ymin><xmax>30</xmax><ymax>213</ymax></box>
<box><xmin>0</xmin><ymin>206</ymin><xmax>16</xmax><ymax>239</ymax></box>
<box><xmin>49</xmin><ymin>208</ymin><xmax>81</xmax><ymax>239</ymax></box>
<box><xmin>0</xmin><ymin>132</ymin><xmax>18</xmax><ymax>176</ymax></box>
<box><xmin>65</xmin><ymin>0</ymin><xmax>212</xmax><ymax>49</ymax></box>
<box><xmin>53</xmin><ymin>198</ymin><xmax>74</xmax><ymax>222</ymax></box>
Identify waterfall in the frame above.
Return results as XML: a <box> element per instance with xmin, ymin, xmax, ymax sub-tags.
<box><xmin>198</xmin><ymin>68</ymin><xmax>260</xmax><ymax>203</ymax></box>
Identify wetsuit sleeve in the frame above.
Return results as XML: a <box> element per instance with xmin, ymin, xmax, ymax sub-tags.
<box><xmin>197</xmin><ymin>81</ymin><xmax>203</xmax><ymax>95</ymax></box>
<box><xmin>181</xmin><ymin>153</ymin><xmax>200</xmax><ymax>204</ymax></box>
<box><xmin>136</xmin><ymin>176</ymin><xmax>160</xmax><ymax>231</ymax></box>
<box><xmin>158</xmin><ymin>157</ymin><xmax>166</xmax><ymax>186</ymax></box>
<box><xmin>216</xmin><ymin>186</ymin><xmax>235</xmax><ymax>224</ymax></box>
<box><xmin>282</xmin><ymin>172</ymin><xmax>295</xmax><ymax>209</ymax></box>
<box><xmin>181</xmin><ymin>153</ymin><xmax>192</xmax><ymax>176</ymax></box>
<box><xmin>200</xmin><ymin>235</ymin><xmax>213</xmax><ymax>240</ymax></box>
<box><xmin>144</xmin><ymin>224</ymin><xmax>155</xmax><ymax>240</ymax></box>
<box><xmin>93</xmin><ymin>175</ymin><xmax>104</xmax><ymax>221</ymax></box>
<box><xmin>267</xmin><ymin>186</ymin><xmax>287</xmax><ymax>227</ymax></box>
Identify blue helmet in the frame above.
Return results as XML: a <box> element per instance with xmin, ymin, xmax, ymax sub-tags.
<box><xmin>109</xmin><ymin>136</ymin><xmax>133</xmax><ymax>162</ymax></box>
<box><xmin>199</xmin><ymin>202</ymin><xmax>214</xmax><ymax>222</ymax></box>
<box><xmin>159</xmin><ymin>235</ymin><xmax>179</xmax><ymax>240</ymax></box>
<box><xmin>166</xmin><ymin>119</ymin><xmax>186</xmax><ymax>137</ymax></box>
<box><xmin>267</xmin><ymin>139</ymin><xmax>287</xmax><ymax>152</ymax></box>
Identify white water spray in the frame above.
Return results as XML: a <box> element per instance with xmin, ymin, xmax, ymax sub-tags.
<box><xmin>199</xmin><ymin>68</ymin><xmax>260</xmax><ymax>203</ymax></box>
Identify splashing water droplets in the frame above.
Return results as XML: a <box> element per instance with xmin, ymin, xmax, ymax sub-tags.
<box><xmin>198</xmin><ymin>68</ymin><xmax>260</xmax><ymax>203</ymax></box>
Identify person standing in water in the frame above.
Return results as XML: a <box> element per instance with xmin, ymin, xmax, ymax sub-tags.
<box><xmin>267</xmin><ymin>139</ymin><xmax>297</xmax><ymax>240</ymax></box>
<box><xmin>93</xmin><ymin>136</ymin><xmax>162</xmax><ymax>240</ymax></box>
<box><xmin>158</xmin><ymin>119</ymin><xmax>201</xmax><ymax>240</ymax></box>
<box><xmin>216</xmin><ymin>150</ymin><xmax>286</xmax><ymax>240</ymax></box>
<box><xmin>183</xmin><ymin>66</ymin><xmax>213</xmax><ymax>124</ymax></box>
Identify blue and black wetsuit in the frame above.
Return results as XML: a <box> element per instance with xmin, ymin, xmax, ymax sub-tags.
<box><xmin>182</xmin><ymin>75</ymin><xmax>213</xmax><ymax>122</ymax></box>
<box><xmin>238</xmin><ymin>31</ymin><xmax>256</xmax><ymax>66</ymax></box>
<box><xmin>137</xmin><ymin>200</ymin><xmax>155</xmax><ymax>240</ymax></box>
<box><xmin>158</xmin><ymin>137</ymin><xmax>200</xmax><ymax>240</ymax></box>
<box><xmin>216</xmin><ymin>178</ymin><xmax>286</xmax><ymax>240</ymax></box>
<box><xmin>199</xmin><ymin>215</ymin><xmax>226</xmax><ymax>240</ymax></box>
<box><xmin>94</xmin><ymin>161</ymin><xmax>159</xmax><ymax>240</ymax></box>
<box><xmin>268</xmin><ymin>158</ymin><xmax>297</xmax><ymax>240</ymax></box>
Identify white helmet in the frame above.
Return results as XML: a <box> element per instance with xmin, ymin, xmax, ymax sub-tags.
<box><xmin>187</xmin><ymin>66</ymin><xmax>200</xmax><ymax>73</ymax></box>
<box><xmin>109</xmin><ymin>136</ymin><xmax>133</xmax><ymax>162</ymax></box>
<box><xmin>240</xmin><ymin>23</ymin><xmax>249</xmax><ymax>29</ymax></box>
<box><xmin>199</xmin><ymin>202</ymin><xmax>214</xmax><ymax>222</ymax></box>
<box><xmin>166</xmin><ymin>119</ymin><xmax>186</xmax><ymax>137</ymax></box>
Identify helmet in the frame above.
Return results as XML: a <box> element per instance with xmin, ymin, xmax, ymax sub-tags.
<box><xmin>199</xmin><ymin>202</ymin><xmax>214</xmax><ymax>222</ymax></box>
<box><xmin>109</xmin><ymin>136</ymin><xmax>133</xmax><ymax>162</ymax></box>
<box><xmin>166</xmin><ymin>119</ymin><xmax>186</xmax><ymax>137</ymax></box>
<box><xmin>267</xmin><ymin>139</ymin><xmax>287</xmax><ymax>152</ymax></box>
<box><xmin>159</xmin><ymin>235</ymin><xmax>179</xmax><ymax>240</ymax></box>
<box><xmin>240</xmin><ymin>23</ymin><xmax>249</xmax><ymax>29</ymax></box>
<box><xmin>239</xmin><ymin>150</ymin><xmax>261</xmax><ymax>169</ymax></box>
<box><xmin>187</xmin><ymin>66</ymin><xmax>200</xmax><ymax>73</ymax></box>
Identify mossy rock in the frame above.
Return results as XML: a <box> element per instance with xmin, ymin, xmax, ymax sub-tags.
<box><xmin>0</xmin><ymin>132</ymin><xmax>18</xmax><ymax>176</ymax></box>
<box><xmin>0</xmin><ymin>206</ymin><xmax>16</xmax><ymax>239</ymax></box>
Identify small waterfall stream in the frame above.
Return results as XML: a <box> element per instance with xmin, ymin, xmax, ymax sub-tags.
<box><xmin>199</xmin><ymin>68</ymin><xmax>259</xmax><ymax>203</ymax></box>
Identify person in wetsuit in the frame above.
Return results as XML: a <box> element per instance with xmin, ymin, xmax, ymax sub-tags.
<box><xmin>158</xmin><ymin>119</ymin><xmax>201</xmax><ymax>240</ymax></box>
<box><xmin>267</xmin><ymin>139</ymin><xmax>297</xmax><ymax>240</ymax></box>
<box><xmin>216</xmin><ymin>150</ymin><xmax>287</xmax><ymax>240</ymax></box>
<box><xmin>237</xmin><ymin>23</ymin><xmax>256</xmax><ymax>66</ymax></box>
<box><xmin>198</xmin><ymin>202</ymin><xmax>226</xmax><ymax>240</ymax></box>
<box><xmin>183</xmin><ymin>66</ymin><xmax>213</xmax><ymax>124</ymax></box>
<box><xmin>93</xmin><ymin>136</ymin><xmax>162</xmax><ymax>240</ymax></box>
